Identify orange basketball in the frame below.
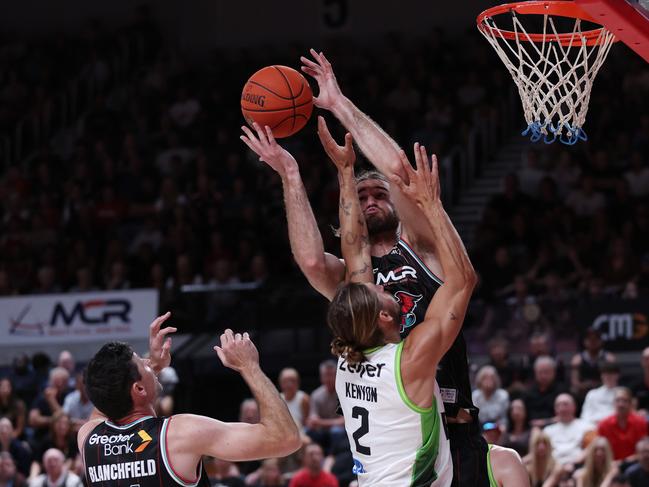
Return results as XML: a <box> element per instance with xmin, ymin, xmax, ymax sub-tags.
<box><xmin>241</xmin><ymin>65</ymin><xmax>313</xmax><ymax>138</ymax></box>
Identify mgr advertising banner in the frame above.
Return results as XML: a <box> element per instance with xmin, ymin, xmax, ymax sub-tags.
<box><xmin>0</xmin><ymin>289</ymin><xmax>158</xmax><ymax>345</ymax></box>
<box><xmin>577</xmin><ymin>298</ymin><xmax>649</xmax><ymax>351</ymax></box>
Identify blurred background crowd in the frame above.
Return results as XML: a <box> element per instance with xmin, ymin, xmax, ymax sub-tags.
<box><xmin>1</xmin><ymin>2</ymin><xmax>649</xmax><ymax>487</ymax></box>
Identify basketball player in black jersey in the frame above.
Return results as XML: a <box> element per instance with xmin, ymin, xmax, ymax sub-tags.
<box><xmin>240</xmin><ymin>51</ymin><xmax>526</xmax><ymax>486</ymax></box>
<box><xmin>78</xmin><ymin>312</ymin><xmax>300</xmax><ymax>487</ymax></box>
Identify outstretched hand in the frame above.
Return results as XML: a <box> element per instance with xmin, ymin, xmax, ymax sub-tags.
<box><xmin>240</xmin><ymin>122</ymin><xmax>298</xmax><ymax>177</ymax></box>
<box><xmin>317</xmin><ymin>116</ymin><xmax>355</xmax><ymax>171</ymax></box>
<box><xmin>148</xmin><ymin>312</ymin><xmax>176</xmax><ymax>374</ymax></box>
<box><xmin>300</xmin><ymin>49</ymin><xmax>344</xmax><ymax>111</ymax></box>
<box><xmin>389</xmin><ymin>143</ymin><xmax>441</xmax><ymax>209</ymax></box>
<box><xmin>214</xmin><ymin>329</ymin><xmax>260</xmax><ymax>374</ymax></box>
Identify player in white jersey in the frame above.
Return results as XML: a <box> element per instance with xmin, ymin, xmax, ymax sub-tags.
<box><xmin>320</xmin><ymin>122</ymin><xmax>529</xmax><ymax>486</ymax></box>
<box><xmin>325</xmin><ymin>137</ymin><xmax>474</xmax><ymax>487</ymax></box>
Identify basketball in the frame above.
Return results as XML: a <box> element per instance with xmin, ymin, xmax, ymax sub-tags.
<box><xmin>241</xmin><ymin>65</ymin><xmax>313</xmax><ymax>138</ymax></box>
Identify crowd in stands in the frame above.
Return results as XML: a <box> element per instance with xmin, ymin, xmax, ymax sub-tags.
<box><xmin>470</xmin><ymin>47</ymin><xmax>649</xmax><ymax>346</ymax></box>
<box><xmin>3</xmin><ymin>342</ymin><xmax>649</xmax><ymax>486</ymax></box>
<box><xmin>1</xmin><ymin>5</ymin><xmax>649</xmax><ymax>487</ymax></box>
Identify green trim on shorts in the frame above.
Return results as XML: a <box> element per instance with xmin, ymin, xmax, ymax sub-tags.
<box><xmin>486</xmin><ymin>444</ymin><xmax>498</xmax><ymax>487</ymax></box>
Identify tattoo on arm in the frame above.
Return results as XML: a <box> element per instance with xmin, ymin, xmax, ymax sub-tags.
<box><xmin>349</xmin><ymin>263</ymin><xmax>370</xmax><ymax>279</ymax></box>
<box><xmin>449</xmin><ymin>311</ymin><xmax>457</xmax><ymax>320</ymax></box>
<box><xmin>339</xmin><ymin>198</ymin><xmax>352</xmax><ymax>216</ymax></box>
<box><xmin>344</xmin><ymin>232</ymin><xmax>358</xmax><ymax>245</ymax></box>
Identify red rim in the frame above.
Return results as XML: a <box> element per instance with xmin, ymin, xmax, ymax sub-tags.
<box><xmin>477</xmin><ymin>1</ymin><xmax>616</xmax><ymax>46</ymax></box>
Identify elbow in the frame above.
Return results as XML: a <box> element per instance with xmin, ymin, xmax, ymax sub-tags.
<box><xmin>270</xmin><ymin>425</ymin><xmax>301</xmax><ymax>457</ymax></box>
<box><xmin>285</xmin><ymin>429</ymin><xmax>302</xmax><ymax>455</ymax></box>
<box><xmin>464</xmin><ymin>269</ymin><xmax>478</xmax><ymax>290</ymax></box>
<box><xmin>445</xmin><ymin>269</ymin><xmax>478</xmax><ymax>294</ymax></box>
<box><xmin>300</xmin><ymin>256</ymin><xmax>325</xmax><ymax>276</ymax></box>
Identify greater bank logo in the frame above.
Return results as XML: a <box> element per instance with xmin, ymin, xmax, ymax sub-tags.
<box><xmin>89</xmin><ymin>429</ymin><xmax>151</xmax><ymax>456</ymax></box>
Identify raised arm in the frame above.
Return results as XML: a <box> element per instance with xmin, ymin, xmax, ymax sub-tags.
<box><xmin>393</xmin><ymin>147</ymin><xmax>477</xmax><ymax>394</ymax></box>
<box><xmin>301</xmin><ymin>50</ymin><xmax>405</xmax><ymax>180</ymax></box>
<box><xmin>317</xmin><ymin>116</ymin><xmax>372</xmax><ymax>283</ymax></box>
<box><xmin>170</xmin><ymin>330</ymin><xmax>301</xmax><ymax>464</ymax></box>
<box><xmin>241</xmin><ymin>122</ymin><xmax>345</xmax><ymax>300</ymax></box>
<box><xmin>301</xmin><ymin>51</ymin><xmax>443</xmax><ymax>273</ymax></box>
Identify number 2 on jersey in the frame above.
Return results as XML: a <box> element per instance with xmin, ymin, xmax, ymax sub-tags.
<box><xmin>351</xmin><ymin>406</ymin><xmax>371</xmax><ymax>455</ymax></box>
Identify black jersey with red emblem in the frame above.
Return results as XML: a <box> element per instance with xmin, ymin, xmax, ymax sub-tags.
<box><xmin>83</xmin><ymin>416</ymin><xmax>210</xmax><ymax>487</ymax></box>
<box><xmin>371</xmin><ymin>239</ymin><xmax>476</xmax><ymax>417</ymax></box>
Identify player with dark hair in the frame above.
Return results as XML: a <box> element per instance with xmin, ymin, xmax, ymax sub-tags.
<box><xmin>78</xmin><ymin>313</ymin><xmax>300</xmax><ymax>487</ymax></box>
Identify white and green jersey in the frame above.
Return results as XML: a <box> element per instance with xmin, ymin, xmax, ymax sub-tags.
<box><xmin>336</xmin><ymin>342</ymin><xmax>452</xmax><ymax>487</ymax></box>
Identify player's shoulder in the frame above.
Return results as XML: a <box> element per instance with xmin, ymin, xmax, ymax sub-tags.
<box><xmin>77</xmin><ymin>418</ymin><xmax>104</xmax><ymax>450</ymax></box>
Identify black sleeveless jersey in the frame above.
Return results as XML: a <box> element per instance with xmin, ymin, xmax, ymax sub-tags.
<box><xmin>83</xmin><ymin>416</ymin><xmax>210</xmax><ymax>487</ymax></box>
<box><xmin>371</xmin><ymin>239</ymin><xmax>476</xmax><ymax>417</ymax></box>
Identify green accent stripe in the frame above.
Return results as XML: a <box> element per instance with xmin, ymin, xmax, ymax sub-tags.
<box><xmin>410</xmin><ymin>406</ymin><xmax>440</xmax><ymax>487</ymax></box>
<box><xmin>363</xmin><ymin>345</ymin><xmax>384</xmax><ymax>355</ymax></box>
<box><xmin>393</xmin><ymin>341</ymin><xmax>440</xmax><ymax>486</ymax></box>
<box><xmin>394</xmin><ymin>342</ymin><xmax>433</xmax><ymax>414</ymax></box>
<box><xmin>487</xmin><ymin>444</ymin><xmax>498</xmax><ymax>487</ymax></box>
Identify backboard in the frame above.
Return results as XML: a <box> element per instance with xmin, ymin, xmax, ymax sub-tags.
<box><xmin>575</xmin><ymin>0</ymin><xmax>649</xmax><ymax>63</ymax></box>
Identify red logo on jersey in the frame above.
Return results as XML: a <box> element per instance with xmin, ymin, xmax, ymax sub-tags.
<box><xmin>394</xmin><ymin>291</ymin><xmax>423</xmax><ymax>333</ymax></box>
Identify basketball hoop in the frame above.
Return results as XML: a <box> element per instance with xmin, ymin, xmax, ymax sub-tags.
<box><xmin>477</xmin><ymin>1</ymin><xmax>617</xmax><ymax>145</ymax></box>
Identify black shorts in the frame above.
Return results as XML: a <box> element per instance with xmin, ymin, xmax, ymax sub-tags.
<box><xmin>447</xmin><ymin>413</ymin><xmax>492</xmax><ymax>487</ymax></box>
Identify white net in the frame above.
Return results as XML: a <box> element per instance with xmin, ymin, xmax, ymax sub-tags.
<box><xmin>479</xmin><ymin>9</ymin><xmax>615</xmax><ymax>144</ymax></box>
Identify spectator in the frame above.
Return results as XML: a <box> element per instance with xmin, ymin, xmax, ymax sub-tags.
<box><xmin>572</xmin><ymin>436</ymin><xmax>617</xmax><ymax>487</ymax></box>
<box><xmin>522</xmin><ymin>332</ymin><xmax>566</xmax><ymax>384</ymax></box>
<box><xmin>598</xmin><ymin>387</ymin><xmax>648</xmax><ymax>462</ymax></box>
<box><xmin>630</xmin><ymin>346</ymin><xmax>649</xmax><ymax>415</ymax></box>
<box><xmin>580</xmin><ymin>362</ymin><xmax>620</xmax><ymax>427</ymax></box>
<box><xmin>500</xmin><ymin>399</ymin><xmax>532</xmax><ymax>457</ymax></box>
<box><xmin>472</xmin><ymin>365</ymin><xmax>509</xmax><ymax>427</ymax></box>
<box><xmin>155</xmin><ymin>366</ymin><xmax>179</xmax><ymax>417</ymax></box>
<box><xmin>0</xmin><ymin>419</ymin><xmax>31</xmax><ymax>477</ymax></box>
<box><xmin>251</xmin><ymin>459</ymin><xmax>286</xmax><ymax>487</ymax></box>
<box><xmin>566</xmin><ymin>176</ymin><xmax>606</xmax><ymax>217</ymax></box>
<box><xmin>525</xmin><ymin>356</ymin><xmax>567</xmax><ymax>428</ymax></box>
<box><xmin>288</xmin><ymin>444</ymin><xmax>338</xmax><ymax>487</ymax></box>
<box><xmin>0</xmin><ymin>380</ymin><xmax>26</xmax><ymax>440</ymax></box>
<box><xmin>526</xmin><ymin>430</ymin><xmax>556</xmax><ymax>487</ymax></box>
<box><xmin>55</xmin><ymin>353</ymin><xmax>75</xmax><ymax>391</ymax></box>
<box><xmin>305</xmin><ymin>361</ymin><xmax>345</xmax><ymax>454</ymax></box>
<box><xmin>7</xmin><ymin>358</ymin><xmax>37</xmax><ymax>416</ymax></box>
<box><xmin>607</xmin><ymin>474</ymin><xmax>631</xmax><ymax>487</ymax></box>
<box><xmin>31</xmin><ymin>412</ymin><xmax>77</xmax><ymax>477</ymax></box>
<box><xmin>486</xmin><ymin>337</ymin><xmax>523</xmax><ymax>391</ymax></box>
<box><xmin>168</xmin><ymin>88</ymin><xmax>201</xmax><ymax>129</ymax></box>
<box><xmin>0</xmin><ymin>452</ymin><xmax>27</xmax><ymax>487</ymax></box>
<box><xmin>278</xmin><ymin>368</ymin><xmax>309</xmax><ymax>432</ymax></box>
<box><xmin>324</xmin><ymin>436</ymin><xmax>355</xmax><ymax>487</ymax></box>
<box><xmin>570</xmin><ymin>327</ymin><xmax>615</xmax><ymax>400</ymax></box>
<box><xmin>204</xmin><ymin>457</ymin><xmax>244</xmax><ymax>487</ymax></box>
<box><xmin>61</xmin><ymin>374</ymin><xmax>92</xmax><ymax>433</ymax></box>
<box><xmin>625</xmin><ymin>437</ymin><xmax>649</xmax><ymax>487</ymax></box>
<box><xmin>543</xmin><ymin>393</ymin><xmax>593</xmax><ymax>466</ymax></box>
<box><xmin>28</xmin><ymin>368</ymin><xmax>70</xmax><ymax>443</ymax></box>
<box><xmin>623</xmin><ymin>151</ymin><xmax>649</xmax><ymax>198</ymax></box>
<box><xmin>27</xmin><ymin>449</ymin><xmax>82</xmax><ymax>487</ymax></box>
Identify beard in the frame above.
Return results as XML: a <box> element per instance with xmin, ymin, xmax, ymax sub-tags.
<box><xmin>366</xmin><ymin>209</ymin><xmax>399</xmax><ymax>236</ymax></box>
